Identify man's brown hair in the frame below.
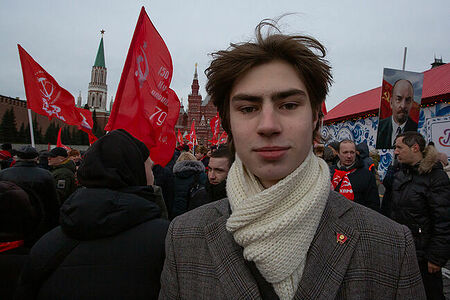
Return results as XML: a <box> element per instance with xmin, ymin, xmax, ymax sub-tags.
<box><xmin>396</xmin><ymin>131</ymin><xmax>425</xmax><ymax>152</ymax></box>
<box><xmin>210</xmin><ymin>145</ymin><xmax>234</xmax><ymax>168</ymax></box>
<box><xmin>205</xmin><ymin>18</ymin><xmax>332</xmax><ymax>144</ymax></box>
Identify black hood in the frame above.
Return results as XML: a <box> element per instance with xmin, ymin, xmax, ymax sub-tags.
<box><xmin>60</xmin><ymin>187</ymin><xmax>161</xmax><ymax>240</ymax></box>
<box><xmin>77</xmin><ymin>129</ymin><xmax>149</xmax><ymax>189</ymax></box>
<box><xmin>356</xmin><ymin>141</ymin><xmax>370</xmax><ymax>159</ymax></box>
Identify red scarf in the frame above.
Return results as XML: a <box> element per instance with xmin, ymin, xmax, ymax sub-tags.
<box><xmin>331</xmin><ymin>169</ymin><xmax>356</xmax><ymax>201</ymax></box>
<box><xmin>0</xmin><ymin>240</ymin><xmax>24</xmax><ymax>253</ymax></box>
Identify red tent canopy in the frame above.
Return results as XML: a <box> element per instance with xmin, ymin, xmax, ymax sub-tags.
<box><xmin>324</xmin><ymin>63</ymin><xmax>450</xmax><ymax>124</ymax></box>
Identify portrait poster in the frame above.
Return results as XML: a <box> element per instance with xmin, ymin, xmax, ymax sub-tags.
<box><xmin>376</xmin><ymin>68</ymin><xmax>424</xmax><ymax>149</ymax></box>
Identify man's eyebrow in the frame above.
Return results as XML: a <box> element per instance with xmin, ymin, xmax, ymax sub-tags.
<box><xmin>231</xmin><ymin>89</ymin><xmax>307</xmax><ymax>102</ymax></box>
<box><xmin>272</xmin><ymin>89</ymin><xmax>307</xmax><ymax>101</ymax></box>
<box><xmin>230</xmin><ymin>94</ymin><xmax>261</xmax><ymax>102</ymax></box>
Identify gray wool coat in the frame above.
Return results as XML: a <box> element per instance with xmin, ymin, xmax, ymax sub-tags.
<box><xmin>159</xmin><ymin>191</ymin><xmax>425</xmax><ymax>300</ymax></box>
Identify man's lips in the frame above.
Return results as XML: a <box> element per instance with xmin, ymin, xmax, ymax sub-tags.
<box><xmin>253</xmin><ymin>146</ymin><xmax>290</xmax><ymax>160</ymax></box>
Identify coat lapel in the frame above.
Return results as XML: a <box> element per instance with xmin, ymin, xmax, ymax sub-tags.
<box><xmin>295</xmin><ymin>192</ymin><xmax>360</xmax><ymax>300</ymax></box>
<box><xmin>204</xmin><ymin>199</ymin><xmax>261</xmax><ymax>300</ymax></box>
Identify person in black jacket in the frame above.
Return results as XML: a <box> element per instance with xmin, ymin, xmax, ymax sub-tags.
<box><xmin>152</xmin><ymin>164</ymin><xmax>175</xmax><ymax>218</ymax></box>
<box><xmin>206</xmin><ymin>145</ymin><xmax>233</xmax><ymax>203</ymax></box>
<box><xmin>15</xmin><ymin>129</ymin><xmax>170</xmax><ymax>300</ymax></box>
<box><xmin>383</xmin><ymin>131</ymin><xmax>450</xmax><ymax>300</ymax></box>
<box><xmin>330</xmin><ymin>139</ymin><xmax>380</xmax><ymax>212</ymax></box>
<box><xmin>0</xmin><ymin>181</ymin><xmax>39</xmax><ymax>299</ymax></box>
<box><xmin>0</xmin><ymin>146</ymin><xmax>59</xmax><ymax>245</ymax></box>
<box><xmin>172</xmin><ymin>152</ymin><xmax>207</xmax><ymax>218</ymax></box>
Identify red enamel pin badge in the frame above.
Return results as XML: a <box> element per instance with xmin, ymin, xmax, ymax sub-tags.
<box><xmin>337</xmin><ymin>233</ymin><xmax>348</xmax><ymax>244</ymax></box>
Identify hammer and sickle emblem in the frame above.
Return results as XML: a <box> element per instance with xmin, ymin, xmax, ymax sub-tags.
<box><xmin>79</xmin><ymin>112</ymin><xmax>91</xmax><ymax>129</ymax></box>
<box><xmin>38</xmin><ymin>77</ymin><xmax>54</xmax><ymax>101</ymax></box>
<box><xmin>135</xmin><ymin>42</ymin><xmax>149</xmax><ymax>88</ymax></box>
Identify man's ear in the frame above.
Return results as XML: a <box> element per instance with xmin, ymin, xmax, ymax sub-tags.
<box><xmin>411</xmin><ymin>143</ymin><xmax>420</xmax><ymax>152</ymax></box>
<box><xmin>312</xmin><ymin>109</ymin><xmax>319</xmax><ymax>127</ymax></box>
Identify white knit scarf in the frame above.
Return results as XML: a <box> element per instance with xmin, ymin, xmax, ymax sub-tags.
<box><xmin>226</xmin><ymin>149</ymin><xmax>330</xmax><ymax>300</ymax></box>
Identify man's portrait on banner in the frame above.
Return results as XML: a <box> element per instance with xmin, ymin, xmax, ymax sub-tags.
<box><xmin>376</xmin><ymin>68</ymin><xmax>424</xmax><ymax>149</ymax></box>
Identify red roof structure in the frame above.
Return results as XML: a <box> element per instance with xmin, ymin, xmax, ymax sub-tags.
<box><xmin>324</xmin><ymin>63</ymin><xmax>450</xmax><ymax>124</ymax></box>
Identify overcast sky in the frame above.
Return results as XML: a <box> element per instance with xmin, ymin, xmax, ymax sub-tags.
<box><xmin>1</xmin><ymin>0</ymin><xmax>449</xmax><ymax>111</ymax></box>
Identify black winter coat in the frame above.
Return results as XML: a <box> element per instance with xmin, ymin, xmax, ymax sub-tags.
<box><xmin>0</xmin><ymin>246</ymin><xmax>30</xmax><ymax>299</ymax></box>
<box><xmin>0</xmin><ymin>161</ymin><xmax>59</xmax><ymax>242</ymax></box>
<box><xmin>383</xmin><ymin>155</ymin><xmax>450</xmax><ymax>267</ymax></box>
<box><xmin>172</xmin><ymin>160</ymin><xmax>207</xmax><ymax>218</ymax></box>
<box><xmin>330</xmin><ymin>157</ymin><xmax>380</xmax><ymax>212</ymax></box>
<box><xmin>15</xmin><ymin>186</ymin><xmax>169</xmax><ymax>300</ymax></box>
<box><xmin>153</xmin><ymin>164</ymin><xmax>175</xmax><ymax>218</ymax></box>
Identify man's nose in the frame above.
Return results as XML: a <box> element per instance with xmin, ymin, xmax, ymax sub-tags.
<box><xmin>256</xmin><ymin>105</ymin><xmax>281</xmax><ymax>137</ymax></box>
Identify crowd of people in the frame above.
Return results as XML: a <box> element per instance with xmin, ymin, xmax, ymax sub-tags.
<box><xmin>1</xmin><ymin>18</ymin><xmax>449</xmax><ymax>300</ymax></box>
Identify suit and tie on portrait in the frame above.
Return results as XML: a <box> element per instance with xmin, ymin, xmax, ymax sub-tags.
<box><xmin>376</xmin><ymin>79</ymin><xmax>418</xmax><ymax>149</ymax></box>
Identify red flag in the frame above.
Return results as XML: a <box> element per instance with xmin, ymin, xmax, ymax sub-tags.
<box><xmin>56</xmin><ymin>128</ymin><xmax>63</xmax><ymax>147</ymax></box>
<box><xmin>216</xmin><ymin>131</ymin><xmax>228</xmax><ymax>145</ymax></box>
<box><xmin>209</xmin><ymin>112</ymin><xmax>221</xmax><ymax>144</ymax></box>
<box><xmin>76</xmin><ymin>108</ymin><xmax>98</xmax><ymax>144</ymax></box>
<box><xmin>177</xmin><ymin>129</ymin><xmax>183</xmax><ymax>145</ymax></box>
<box><xmin>18</xmin><ymin>45</ymin><xmax>82</xmax><ymax>125</ymax></box>
<box><xmin>105</xmin><ymin>7</ymin><xmax>180</xmax><ymax>166</ymax></box>
<box><xmin>321</xmin><ymin>102</ymin><xmax>327</xmax><ymax>116</ymax></box>
<box><xmin>56</xmin><ymin>128</ymin><xmax>70</xmax><ymax>151</ymax></box>
<box><xmin>187</xmin><ymin>120</ymin><xmax>197</xmax><ymax>149</ymax></box>
<box><xmin>379</xmin><ymin>79</ymin><xmax>393</xmax><ymax>120</ymax></box>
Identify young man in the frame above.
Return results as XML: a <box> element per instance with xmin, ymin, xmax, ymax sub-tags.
<box><xmin>384</xmin><ymin>131</ymin><xmax>450</xmax><ymax>300</ymax></box>
<box><xmin>330</xmin><ymin>140</ymin><xmax>380</xmax><ymax>212</ymax></box>
<box><xmin>206</xmin><ymin>145</ymin><xmax>233</xmax><ymax>202</ymax></box>
<box><xmin>159</xmin><ymin>20</ymin><xmax>425</xmax><ymax>299</ymax></box>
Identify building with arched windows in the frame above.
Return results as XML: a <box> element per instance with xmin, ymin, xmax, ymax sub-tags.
<box><xmin>175</xmin><ymin>65</ymin><xmax>222</xmax><ymax>146</ymax></box>
<box><xmin>87</xmin><ymin>31</ymin><xmax>108</xmax><ymax>112</ymax></box>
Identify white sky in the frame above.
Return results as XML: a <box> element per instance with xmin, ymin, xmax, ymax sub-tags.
<box><xmin>1</xmin><ymin>0</ymin><xmax>449</xmax><ymax>111</ymax></box>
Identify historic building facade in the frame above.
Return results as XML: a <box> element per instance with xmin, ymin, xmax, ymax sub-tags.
<box><xmin>78</xmin><ymin>31</ymin><xmax>110</xmax><ymax>130</ymax></box>
<box><xmin>175</xmin><ymin>65</ymin><xmax>221</xmax><ymax>146</ymax></box>
<box><xmin>87</xmin><ymin>31</ymin><xmax>108</xmax><ymax>112</ymax></box>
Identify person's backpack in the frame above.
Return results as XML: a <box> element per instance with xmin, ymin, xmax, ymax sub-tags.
<box><xmin>187</xmin><ymin>173</ymin><xmax>207</xmax><ymax>211</ymax></box>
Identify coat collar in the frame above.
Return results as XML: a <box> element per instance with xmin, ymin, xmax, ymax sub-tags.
<box><xmin>204</xmin><ymin>192</ymin><xmax>359</xmax><ymax>300</ymax></box>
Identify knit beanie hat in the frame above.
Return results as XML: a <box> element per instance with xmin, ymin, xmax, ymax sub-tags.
<box><xmin>78</xmin><ymin>129</ymin><xmax>150</xmax><ymax>189</ymax></box>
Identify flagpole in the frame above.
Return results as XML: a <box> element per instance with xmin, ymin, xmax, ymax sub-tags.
<box><xmin>402</xmin><ymin>47</ymin><xmax>407</xmax><ymax>71</ymax></box>
<box><xmin>27</xmin><ymin>109</ymin><xmax>35</xmax><ymax>147</ymax></box>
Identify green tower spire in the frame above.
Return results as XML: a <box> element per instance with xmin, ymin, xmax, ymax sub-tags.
<box><xmin>94</xmin><ymin>30</ymin><xmax>105</xmax><ymax>67</ymax></box>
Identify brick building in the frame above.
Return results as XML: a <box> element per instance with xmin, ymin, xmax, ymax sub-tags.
<box><xmin>0</xmin><ymin>94</ymin><xmax>69</xmax><ymax>135</ymax></box>
<box><xmin>176</xmin><ymin>65</ymin><xmax>222</xmax><ymax>147</ymax></box>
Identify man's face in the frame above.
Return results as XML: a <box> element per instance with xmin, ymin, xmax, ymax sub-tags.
<box><xmin>195</xmin><ymin>152</ymin><xmax>203</xmax><ymax>160</ymax></box>
<box><xmin>390</xmin><ymin>80</ymin><xmax>413</xmax><ymax>125</ymax></box>
<box><xmin>394</xmin><ymin>137</ymin><xmax>416</xmax><ymax>165</ymax></box>
<box><xmin>338</xmin><ymin>142</ymin><xmax>356</xmax><ymax>167</ymax></box>
<box><xmin>208</xmin><ymin>157</ymin><xmax>230</xmax><ymax>185</ymax></box>
<box><xmin>48</xmin><ymin>156</ymin><xmax>66</xmax><ymax>166</ymax></box>
<box><xmin>229</xmin><ymin>60</ymin><xmax>317</xmax><ymax>188</ymax></box>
